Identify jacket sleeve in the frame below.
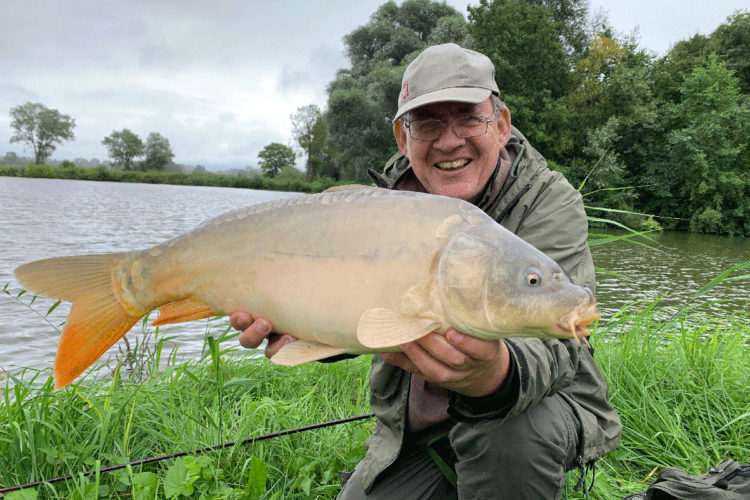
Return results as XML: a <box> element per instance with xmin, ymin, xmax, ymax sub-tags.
<box><xmin>450</xmin><ymin>170</ymin><xmax>594</xmax><ymax>421</ymax></box>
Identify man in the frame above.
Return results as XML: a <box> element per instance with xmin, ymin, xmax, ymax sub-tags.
<box><xmin>231</xmin><ymin>43</ymin><xmax>621</xmax><ymax>499</ymax></box>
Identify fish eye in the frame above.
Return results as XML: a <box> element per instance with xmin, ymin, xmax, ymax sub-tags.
<box><xmin>524</xmin><ymin>268</ymin><xmax>542</xmax><ymax>287</ymax></box>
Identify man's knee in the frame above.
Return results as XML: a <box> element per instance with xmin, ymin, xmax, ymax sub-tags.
<box><xmin>449</xmin><ymin>394</ymin><xmax>580</xmax><ymax>499</ymax></box>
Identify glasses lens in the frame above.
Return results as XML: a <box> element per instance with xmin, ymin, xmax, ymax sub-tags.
<box><xmin>454</xmin><ymin>116</ymin><xmax>487</xmax><ymax>138</ymax></box>
<box><xmin>410</xmin><ymin>120</ymin><xmax>441</xmax><ymax>140</ymax></box>
<box><xmin>408</xmin><ymin>115</ymin><xmax>488</xmax><ymax>140</ymax></box>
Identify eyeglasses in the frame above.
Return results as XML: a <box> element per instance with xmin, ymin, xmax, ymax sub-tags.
<box><xmin>404</xmin><ymin>108</ymin><xmax>499</xmax><ymax>141</ymax></box>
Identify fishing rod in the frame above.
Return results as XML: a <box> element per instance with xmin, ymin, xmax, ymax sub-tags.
<box><xmin>0</xmin><ymin>413</ymin><xmax>374</xmax><ymax>494</ymax></box>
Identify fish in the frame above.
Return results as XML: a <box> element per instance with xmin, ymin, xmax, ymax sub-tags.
<box><xmin>13</xmin><ymin>185</ymin><xmax>600</xmax><ymax>389</ymax></box>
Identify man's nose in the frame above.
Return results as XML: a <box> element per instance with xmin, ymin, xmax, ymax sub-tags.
<box><xmin>433</xmin><ymin>122</ymin><xmax>465</xmax><ymax>151</ymax></box>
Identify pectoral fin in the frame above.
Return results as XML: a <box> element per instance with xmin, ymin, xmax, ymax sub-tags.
<box><xmin>271</xmin><ymin>341</ymin><xmax>348</xmax><ymax>366</ymax></box>
<box><xmin>153</xmin><ymin>298</ymin><xmax>219</xmax><ymax>326</ymax></box>
<box><xmin>357</xmin><ymin>308</ymin><xmax>440</xmax><ymax>349</ymax></box>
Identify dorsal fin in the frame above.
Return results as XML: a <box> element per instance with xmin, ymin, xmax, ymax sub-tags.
<box><xmin>322</xmin><ymin>184</ymin><xmax>371</xmax><ymax>193</ymax></box>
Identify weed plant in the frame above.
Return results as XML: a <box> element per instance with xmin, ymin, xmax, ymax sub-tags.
<box><xmin>1</xmin><ymin>265</ymin><xmax>748</xmax><ymax>499</ymax></box>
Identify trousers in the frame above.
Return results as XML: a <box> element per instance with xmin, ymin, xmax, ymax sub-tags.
<box><xmin>337</xmin><ymin>393</ymin><xmax>581</xmax><ymax>500</ymax></box>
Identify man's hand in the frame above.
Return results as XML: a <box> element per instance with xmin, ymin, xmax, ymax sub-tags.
<box><xmin>229</xmin><ymin>310</ymin><xmax>297</xmax><ymax>358</ymax></box>
<box><xmin>381</xmin><ymin>329</ymin><xmax>510</xmax><ymax>398</ymax></box>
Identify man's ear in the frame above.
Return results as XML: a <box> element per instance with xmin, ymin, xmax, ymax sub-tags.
<box><xmin>495</xmin><ymin>106</ymin><xmax>510</xmax><ymax>146</ymax></box>
<box><xmin>496</xmin><ymin>106</ymin><xmax>512</xmax><ymax>146</ymax></box>
<box><xmin>393</xmin><ymin>120</ymin><xmax>408</xmax><ymax>156</ymax></box>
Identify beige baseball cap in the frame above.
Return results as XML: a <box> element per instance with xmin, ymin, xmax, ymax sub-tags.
<box><xmin>393</xmin><ymin>43</ymin><xmax>499</xmax><ymax>122</ymax></box>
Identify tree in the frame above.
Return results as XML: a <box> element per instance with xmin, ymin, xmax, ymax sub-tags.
<box><xmin>1</xmin><ymin>152</ymin><xmax>21</xmax><ymax>165</ymax></box>
<box><xmin>712</xmin><ymin>11</ymin><xmax>750</xmax><ymax>93</ymax></box>
<box><xmin>327</xmin><ymin>86</ymin><xmax>397</xmax><ymax>182</ymax></box>
<box><xmin>469</xmin><ymin>0</ymin><xmax>590</xmax><ymax>158</ymax></box>
<box><xmin>652</xmin><ymin>34</ymin><xmax>714</xmax><ymax>104</ymax></box>
<box><xmin>344</xmin><ymin>0</ymin><xmax>461</xmax><ymax>69</ymax></box>
<box><xmin>326</xmin><ymin>0</ymin><xmax>469</xmax><ymax>181</ymax></box>
<box><xmin>143</xmin><ymin>132</ymin><xmax>174</xmax><ymax>171</ymax></box>
<box><xmin>661</xmin><ymin>55</ymin><xmax>750</xmax><ymax>235</ymax></box>
<box><xmin>9</xmin><ymin>102</ymin><xmax>76</xmax><ymax>164</ymax></box>
<box><xmin>102</xmin><ymin>129</ymin><xmax>145</xmax><ymax>170</ymax></box>
<box><xmin>258</xmin><ymin>143</ymin><xmax>296</xmax><ymax>178</ymax></box>
<box><xmin>561</xmin><ymin>32</ymin><xmax>657</xmax><ymax>191</ymax></box>
<box><xmin>291</xmin><ymin>105</ymin><xmax>329</xmax><ymax>181</ymax></box>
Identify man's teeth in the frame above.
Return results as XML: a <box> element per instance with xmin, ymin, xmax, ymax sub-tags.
<box><xmin>435</xmin><ymin>159</ymin><xmax>470</xmax><ymax>170</ymax></box>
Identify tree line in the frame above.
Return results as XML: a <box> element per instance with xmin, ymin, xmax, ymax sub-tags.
<box><xmin>8</xmin><ymin>102</ymin><xmax>174</xmax><ymax>171</ymax></box>
<box><xmin>7</xmin><ymin>102</ymin><xmax>303</xmax><ymax>179</ymax></box>
<box><xmin>281</xmin><ymin>0</ymin><xmax>749</xmax><ymax>236</ymax></box>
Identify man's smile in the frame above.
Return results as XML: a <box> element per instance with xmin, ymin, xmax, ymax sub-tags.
<box><xmin>434</xmin><ymin>158</ymin><xmax>471</xmax><ymax>170</ymax></box>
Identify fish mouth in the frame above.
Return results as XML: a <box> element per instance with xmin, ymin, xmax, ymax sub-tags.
<box><xmin>555</xmin><ymin>302</ymin><xmax>601</xmax><ymax>341</ymax></box>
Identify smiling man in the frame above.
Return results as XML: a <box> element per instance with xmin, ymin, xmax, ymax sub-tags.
<box><xmin>231</xmin><ymin>44</ymin><xmax>621</xmax><ymax>499</ymax></box>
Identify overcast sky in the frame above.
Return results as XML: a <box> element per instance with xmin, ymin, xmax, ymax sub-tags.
<box><xmin>0</xmin><ymin>0</ymin><xmax>744</xmax><ymax>170</ymax></box>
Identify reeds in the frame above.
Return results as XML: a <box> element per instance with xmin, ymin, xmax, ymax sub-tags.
<box><xmin>584</xmin><ymin>303</ymin><xmax>749</xmax><ymax>497</ymax></box>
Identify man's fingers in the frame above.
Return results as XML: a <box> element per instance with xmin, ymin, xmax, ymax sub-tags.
<box><xmin>230</xmin><ymin>310</ymin><xmax>254</xmax><ymax>332</ymax></box>
<box><xmin>415</xmin><ymin>333</ymin><xmax>472</xmax><ymax>370</ymax></box>
<box><xmin>265</xmin><ymin>334</ymin><xmax>299</xmax><ymax>358</ymax></box>
<box><xmin>381</xmin><ymin>351</ymin><xmax>422</xmax><ymax>376</ymax></box>
<box><xmin>398</xmin><ymin>340</ymin><xmax>462</xmax><ymax>385</ymax></box>
<box><xmin>238</xmin><ymin>317</ymin><xmax>274</xmax><ymax>349</ymax></box>
<box><xmin>444</xmin><ymin>329</ymin><xmax>500</xmax><ymax>363</ymax></box>
<box><xmin>383</xmin><ymin>331</ymin><xmax>510</xmax><ymax>398</ymax></box>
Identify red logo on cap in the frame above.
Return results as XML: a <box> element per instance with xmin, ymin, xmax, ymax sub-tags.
<box><xmin>402</xmin><ymin>81</ymin><xmax>409</xmax><ymax>99</ymax></box>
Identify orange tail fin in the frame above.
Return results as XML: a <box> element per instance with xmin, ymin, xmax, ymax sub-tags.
<box><xmin>14</xmin><ymin>254</ymin><xmax>144</xmax><ymax>389</ymax></box>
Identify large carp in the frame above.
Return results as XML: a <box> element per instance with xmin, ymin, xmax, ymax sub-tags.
<box><xmin>14</xmin><ymin>186</ymin><xmax>599</xmax><ymax>389</ymax></box>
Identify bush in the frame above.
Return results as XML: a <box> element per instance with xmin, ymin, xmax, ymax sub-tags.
<box><xmin>639</xmin><ymin>215</ymin><xmax>663</xmax><ymax>232</ymax></box>
<box><xmin>0</xmin><ymin>165</ymin><xmax>21</xmax><ymax>176</ymax></box>
<box><xmin>23</xmin><ymin>163</ymin><xmax>55</xmax><ymax>178</ymax></box>
<box><xmin>690</xmin><ymin>208</ymin><xmax>723</xmax><ymax>234</ymax></box>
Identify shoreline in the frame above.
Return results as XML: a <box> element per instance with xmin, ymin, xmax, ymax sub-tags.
<box><xmin>0</xmin><ymin>164</ymin><xmax>341</xmax><ymax>194</ymax></box>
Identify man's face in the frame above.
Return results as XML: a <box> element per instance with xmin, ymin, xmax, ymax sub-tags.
<box><xmin>394</xmin><ymin>97</ymin><xmax>511</xmax><ymax>202</ymax></box>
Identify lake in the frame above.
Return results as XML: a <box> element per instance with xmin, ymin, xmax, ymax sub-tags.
<box><xmin>1</xmin><ymin>176</ymin><xmax>748</xmax><ymax>377</ymax></box>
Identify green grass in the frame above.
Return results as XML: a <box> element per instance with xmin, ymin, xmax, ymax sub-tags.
<box><xmin>583</xmin><ymin>303</ymin><xmax>749</xmax><ymax>498</ymax></box>
<box><xmin>0</xmin><ymin>329</ymin><xmax>373</xmax><ymax>499</ymax></box>
<box><xmin>1</xmin><ymin>282</ymin><xmax>748</xmax><ymax>498</ymax></box>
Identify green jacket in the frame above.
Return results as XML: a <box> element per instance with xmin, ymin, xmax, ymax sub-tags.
<box><xmin>358</xmin><ymin>127</ymin><xmax>622</xmax><ymax>491</ymax></box>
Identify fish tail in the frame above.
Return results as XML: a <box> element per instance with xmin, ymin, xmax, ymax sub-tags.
<box><xmin>14</xmin><ymin>253</ymin><xmax>143</xmax><ymax>389</ymax></box>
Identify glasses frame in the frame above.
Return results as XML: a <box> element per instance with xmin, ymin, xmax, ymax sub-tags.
<box><xmin>404</xmin><ymin>106</ymin><xmax>500</xmax><ymax>142</ymax></box>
